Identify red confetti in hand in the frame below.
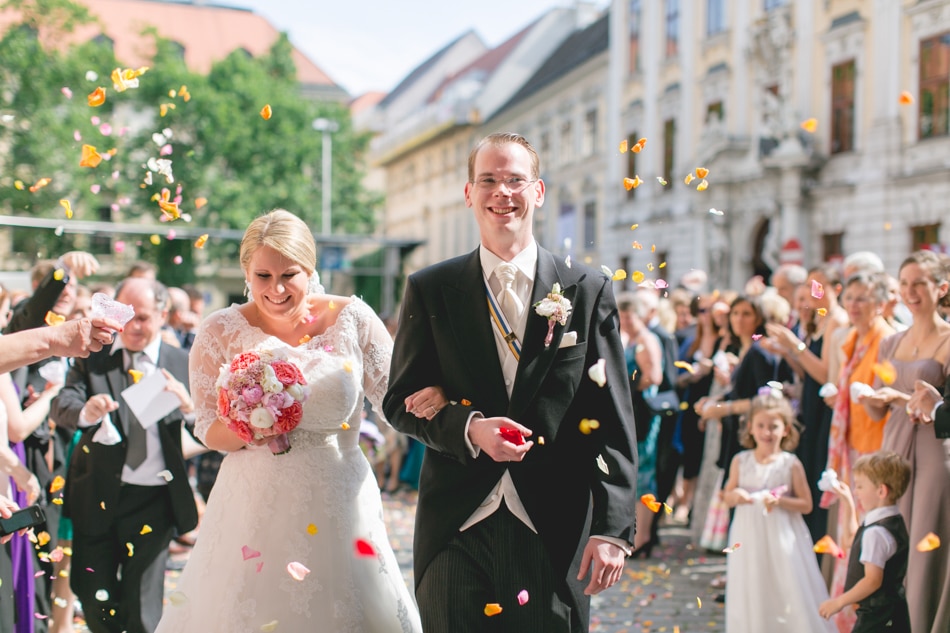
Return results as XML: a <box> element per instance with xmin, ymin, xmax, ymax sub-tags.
<box><xmin>499</xmin><ymin>427</ymin><xmax>525</xmax><ymax>445</ymax></box>
<box><xmin>354</xmin><ymin>538</ymin><xmax>377</xmax><ymax>558</ymax></box>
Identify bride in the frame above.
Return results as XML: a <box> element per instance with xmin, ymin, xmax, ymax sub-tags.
<box><xmin>155</xmin><ymin>210</ymin><xmax>422</xmax><ymax>632</ymax></box>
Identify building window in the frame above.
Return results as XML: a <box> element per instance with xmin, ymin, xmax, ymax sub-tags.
<box><xmin>666</xmin><ymin>1</ymin><xmax>680</xmax><ymax>58</ymax></box>
<box><xmin>764</xmin><ymin>0</ymin><xmax>787</xmax><ymax>10</ymax></box>
<box><xmin>663</xmin><ymin>119</ymin><xmax>675</xmax><ymax>191</ymax></box>
<box><xmin>822</xmin><ymin>232</ymin><xmax>844</xmax><ymax>262</ymax></box>
<box><xmin>706</xmin><ymin>100</ymin><xmax>724</xmax><ymax>123</ymax></box>
<box><xmin>558</xmin><ymin>202</ymin><xmax>576</xmax><ymax>251</ymax></box>
<box><xmin>626</xmin><ymin>132</ymin><xmax>638</xmax><ymax>200</ymax></box>
<box><xmin>707</xmin><ymin>0</ymin><xmax>726</xmax><ymax>36</ymax></box>
<box><xmin>583</xmin><ymin>201</ymin><xmax>597</xmax><ymax>248</ymax></box>
<box><xmin>911</xmin><ymin>223</ymin><xmax>942</xmax><ymax>252</ymax></box>
<box><xmin>582</xmin><ymin>109</ymin><xmax>598</xmax><ymax>156</ymax></box>
<box><xmin>539</xmin><ymin>131</ymin><xmax>551</xmax><ymax>172</ymax></box>
<box><xmin>560</xmin><ymin>120</ymin><xmax>574</xmax><ymax>166</ymax></box>
<box><xmin>629</xmin><ymin>0</ymin><xmax>641</xmax><ymax>73</ymax></box>
<box><xmin>919</xmin><ymin>33</ymin><xmax>950</xmax><ymax>139</ymax></box>
<box><xmin>831</xmin><ymin>60</ymin><xmax>856</xmax><ymax>153</ymax></box>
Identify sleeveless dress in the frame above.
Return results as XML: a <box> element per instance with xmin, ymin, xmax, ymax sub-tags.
<box><xmin>725</xmin><ymin>450</ymin><xmax>834</xmax><ymax>633</ymax></box>
<box><xmin>155</xmin><ymin>300</ymin><xmax>422</xmax><ymax>633</ymax></box>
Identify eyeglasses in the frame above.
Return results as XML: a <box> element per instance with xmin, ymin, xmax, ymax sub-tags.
<box><xmin>471</xmin><ymin>176</ymin><xmax>538</xmax><ymax>194</ymax></box>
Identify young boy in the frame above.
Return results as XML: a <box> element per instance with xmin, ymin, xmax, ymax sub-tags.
<box><xmin>818</xmin><ymin>451</ymin><xmax>911</xmax><ymax>632</ymax></box>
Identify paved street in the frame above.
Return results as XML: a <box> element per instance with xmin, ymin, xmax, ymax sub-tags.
<box><xmin>73</xmin><ymin>489</ymin><xmax>726</xmax><ymax>631</ymax></box>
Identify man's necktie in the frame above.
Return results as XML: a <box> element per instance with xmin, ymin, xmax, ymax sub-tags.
<box><xmin>494</xmin><ymin>262</ymin><xmax>524</xmax><ymax>325</ymax></box>
<box><xmin>125</xmin><ymin>351</ymin><xmax>147</xmax><ymax>469</ymax></box>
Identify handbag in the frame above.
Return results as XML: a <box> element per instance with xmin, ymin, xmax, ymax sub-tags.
<box><xmin>643</xmin><ymin>389</ymin><xmax>681</xmax><ymax>417</ymax></box>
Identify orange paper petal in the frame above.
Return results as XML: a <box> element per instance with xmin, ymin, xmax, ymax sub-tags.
<box><xmin>684</xmin><ymin>173</ymin><xmax>694</xmax><ymax>185</ymax></box>
<box><xmin>800</xmin><ymin>118</ymin><xmax>818</xmax><ymax>133</ymax></box>
<box><xmin>484</xmin><ymin>603</ymin><xmax>503</xmax><ymax>617</ymax></box>
<box><xmin>916</xmin><ymin>532</ymin><xmax>940</xmax><ymax>552</ymax></box>
<box><xmin>50</xmin><ymin>476</ymin><xmax>65</xmax><ymax>493</ymax></box>
<box><xmin>44</xmin><ymin>311</ymin><xmax>65</xmax><ymax>327</ymax></box>
<box><xmin>618</xmin><ymin>139</ymin><xmax>628</xmax><ymax>153</ymax></box>
<box><xmin>79</xmin><ymin>144</ymin><xmax>103</xmax><ymax>168</ymax></box>
<box><xmin>194</xmin><ymin>234</ymin><xmax>209</xmax><ymax>249</ymax></box>
<box><xmin>696</xmin><ymin>179</ymin><xmax>709</xmax><ymax>192</ymax></box>
<box><xmin>898</xmin><ymin>90</ymin><xmax>915</xmax><ymax>106</ymax></box>
<box><xmin>813</xmin><ymin>535</ymin><xmax>845</xmax><ymax>558</ymax></box>
<box><xmin>872</xmin><ymin>360</ymin><xmax>897</xmax><ymax>385</ymax></box>
<box><xmin>194</xmin><ymin>197</ymin><xmax>208</xmax><ymax>209</ymax></box>
<box><xmin>695</xmin><ymin>167</ymin><xmax>709</xmax><ymax>179</ymax></box>
<box><xmin>260</xmin><ymin>104</ymin><xmax>273</xmax><ymax>120</ymax></box>
<box><xmin>87</xmin><ymin>87</ymin><xmax>106</xmax><ymax>107</ymax></box>
<box><xmin>623</xmin><ymin>176</ymin><xmax>642</xmax><ymax>191</ymax></box>
<box><xmin>640</xmin><ymin>493</ymin><xmax>662</xmax><ymax>513</ymax></box>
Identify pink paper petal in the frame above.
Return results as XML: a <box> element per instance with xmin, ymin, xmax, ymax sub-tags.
<box><xmin>61</xmin><ymin>87</ymin><xmax>73</xmax><ymax>99</ymax></box>
<box><xmin>286</xmin><ymin>561</ymin><xmax>310</xmax><ymax>581</ymax></box>
<box><xmin>111</xmin><ymin>203</ymin><xmax>120</xmax><ymax>212</ymax></box>
<box><xmin>517</xmin><ymin>589</ymin><xmax>529</xmax><ymax>606</ymax></box>
<box><xmin>160</xmin><ymin>143</ymin><xmax>173</xmax><ymax>156</ymax></box>
<box><xmin>173</xmin><ymin>256</ymin><xmax>183</xmax><ymax>265</ymax></box>
<box><xmin>752</xmin><ymin>334</ymin><xmax>763</xmax><ymax>341</ymax></box>
<box><xmin>655</xmin><ymin>279</ymin><xmax>669</xmax><ymax>289</ymax></box>
<box><xmin>811</xmin><ymin>280</ymin><xmax>824</xmax><ymax>299</ymax></box>
<box><xmin>354</xmin><ymin>538</ymin><xmax>376</xmax><ymax>557</ymax></box>
<box><xmin>90</xmin><ymin>116</ymin><xmax>100</xmax><ymax>125</ymax></box>
<box><xmin>112</xmin><ymin>170</ymin><xmax>120</xmax><ymax>180</ymax></box>
<box><xmin>166</xmin><ymin>229</ymin><xmax>176</xmax><ymax>240</ymax></box>
<box><xmin>241</xmin><ymin>545</ymin><xmax>261</xmax><ymax>561</ymax></box>
<box><xmin>256</xmin><ymin>561</ymin><xmax>264</xmax><ymax>573</ymax></box>
<box><xmin>114</xmin><ymin>241</ymin><xmax>125</xmax><ymax>253</ymax></box>
<box><xmin>99</xmin><ymin>123</ymin><xmax>112</xmax><ymax>136</ymax></box>
<box><xmin>34</xmin><ymin>613</ymin><xmax>49</xmax><ymax>620</ymax></box>
<box><xmin>90</xmin><ymin>184</ymin><xmax>101</xmax><ymax>194</ymax></box>
<box><xmin>73</xmin><ymin>130</ymin><xmax>82</xmax><ymax>142</ymax></box>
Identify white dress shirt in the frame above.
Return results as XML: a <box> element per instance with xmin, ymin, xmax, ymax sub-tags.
<box><xmin>460</xmin><ymin>242</ymin><xmax>631</xmax><ymax>554</ymax></box>
<box><xmin>858</xmin><ymin>505</ymin><xmax>902</xmax><ymax>569</ymax></box>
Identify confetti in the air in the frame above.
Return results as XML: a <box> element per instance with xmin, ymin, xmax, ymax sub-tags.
<box><xmin>656</xmin><ymin>176</ymin><xmax>668</xmax><ymax>186</ymax></box>
<box><xmin>696</xmin><ymin>179</ymin><xmax>709</xmax><ymax>192</ymax></box>
<box><xmin>260</xmin><ymin>104</ymin><xmax>273</xmax><ymax>120</ymax></box>
<box><xmin>916</xmin><ymin>532</ymin><xmax>941</xmax><ymax>552</ymax></box>
<box><xmin>640</xmin><ymin>493</ymin><xmax>662</xmax><ymax>513</ymax></box>
<box><xmin>578</xmin><ymin>418</ymin><xmax>601</xmax><ymax>435</ymax></box>
<box><xmin>811</xmin><ymin>280</ymin><xmax>824</xmax><ymax>299</ymax></box>
<box><xmin>872</xmin><ymin>360</ymin><xmax>897</xmax><ymax>385</ymax></box>
<box><xmin>484</xmin><ymin>603</ymin><xmax>503</xmax><ymax>617</ymax></box>
<box><xmin>87</xmin><ymin>87</ymin><xmax>106</xmax><ymax>107</ymax></box>
<box><xmin>59</xmin><ymin>199</ymin><xmax>74</xmax><ymax>219</ymax></box>
<box><xmin>286</xmin><ymin>562</ymin><xmax>310</xmax><ymax>581</ymax></box>
<box><xmin>813</xmin><ymin>535</ymin><xmax>844</xmax><ymax>558</ymax></box>
<box><xmin>800</xmin><ymin>118</ymin><xmax>818</xmax><ymax>133</ymax></box>
<box><xmin>618</xmin><ymin>139</ymin><xmax>628</xmax><ymax>153</ymax></box>
<box><xmin>354</xmin><ymin>538</ymin><xmax>377</xmax><ymax>558</ymax></box>
<box><xmin>587</xmin><ymin>359</ymin><xmax>607</xmax><ymax>387</ymax></box>
<box><xmin>899</xmin><ymin>90</ymin><xmax>914</xmax><ymax>106</ymax></box>
<box><xmin>623</xmin><ymin>176</ymin><xmax>642</xmax><ymax>191</ymax></box>
<box><xmin>517</xmin><ymin>589</ymin><xmax>529</xmax><ymax>605</ymax></box>
<box><xmin>79</xmin><ymin>145</ymin><xmax>103</xmax><ymax>168</ymax></box>
<box><xmin>44</xmin><ymin>312</ymin><xmax>65</xmax><ymax>327</ymax></box>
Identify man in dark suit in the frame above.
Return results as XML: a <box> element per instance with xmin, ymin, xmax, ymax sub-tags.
<box><xmin>50</xmin><ymin>278</ymin><xmax>197</xmax><ymax>633</ymax></box>
<box><xmin>908</xmin><ymin>378</ymin><xmax>950</xmax><ymax>439</ymax></box>
<box><xmin>384</xmin><ymin>133</ymin><xmax>638</xmax><ymax>633</ymax></box>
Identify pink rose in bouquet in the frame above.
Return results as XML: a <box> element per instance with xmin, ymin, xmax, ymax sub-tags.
<box><xmin>216</xmin><ymin>350</ymin><xmax>310</xmax><ymax>455</ymax></box>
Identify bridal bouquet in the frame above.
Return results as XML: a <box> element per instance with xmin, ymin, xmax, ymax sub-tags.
<box><xmin>216</xmin><ymin>350</ymin><xmax>310</xmax><ymax>455</ymax></box>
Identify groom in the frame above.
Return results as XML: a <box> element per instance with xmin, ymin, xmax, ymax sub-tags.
<box><xmin>384</xmin><ymin>132</ymin><xmax>638</xmax><ymax>632</ymax></box>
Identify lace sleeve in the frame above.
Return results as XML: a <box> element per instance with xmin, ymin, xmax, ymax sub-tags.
<box><xmin>188</xmin><ymin>310</ymin><xmax>229</xmax><ymax>443</ymax></box>
<box><xmin>352</xmin><ymin>300</ymin><xmax>394</xmax><ymax>424</ymax></box>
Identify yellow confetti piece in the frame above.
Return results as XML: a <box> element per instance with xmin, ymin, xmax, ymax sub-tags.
<box><xmin>659</xmin><ymin>262</ymin><xmax>666</xmax><ymax>268</ymax></box>
<box><xmin>150</xmin><ymin>234</ymin><xmax>161</xmax><ymax>245</ymax></box>
<box><xmin>618</xmin><ymin>139</ymin><xmax>628</xmax><ymax>153</ymax></box>
<box><xmin>52</xmin><ymin>498</ymin><xmax>63</xmax><ymax>505</ymax></box>
<box><xmin>298</xmin><ymin>335</ymin><xmax>311</xmax><ymax>345</ymax></box>
<box><xmin>632</xmin><ymin>271</ymin><xmax>645</xmax><ymax>284</ymax></box>
<box><xmin>139</xmin><ymin>525</ymin><xmax>152</xmax><ymax>535</ymax></box>
<box><xmin>916</xmin><ymin>532</ymin><xmax>940</xmax><ymax>552</ymax></box>
<box><xmin>696</xmin><ymin>179</ymin><xmax>709</xmax><ymax>192</ymax></box>
<box><xmin>630</xmin><ymin>224</ymin><xmax>639</xmax><ymax>230</ymax></box>
<box><xmin>631</xmin><ymin>241</ymin><xmax>643</xmax><ymax>250</ymax></box>
<box><xmin>59</xmin><ymin>199</ymin><xmax>74</xmax><ymax>219</ymax></box>
<box><xmin>640</xmin><ymin>494</ymin><xmax>661</xmax><ymax>513</ymax></box>
<box><xmin>29</xmin><ymin>177</ymin><xmax>51</xmax><ymax>192</ymax></box>
<box><xmin>37</xmin><ymin>532</ymin><xmax>51</xmax><ymax>546</ymax></box>
<box><xmin>663</xmin><ymin>503</ymin><xmax>673</xmax><ymax>514</ymax></box>
<box><xmin>632</xmin><ymin>137</ymin><xmax>647</xmax><ymax>152</ymax></box>
<box><xmin>656</xmin><ymin>176</ymin><xmax>668</xmax><ymax>186</ymax></box>
<box><xmin>44</xmin><ymin>311</ymin><xmax>65</xmax><ymax>327</ymax></box>
<box><xmin>79</xmin><ymin>144</ymin><xmax>103</xmax><ymax>168</ymax></box>
<box><xmin>537</xmin><ymin>436</ymin><xmax>544</xmax><ymax>445</ymax></box>
<box><xmin>328</xmin><ymin>300</ymin><xmax>337</xmax><ymax>310</ymax></box>
<box><xmin>651</xmin><ymin>244</ymin><xmax>656</xmax><ymax>252</ymax></box>
<box><xmin>168</xmin><ymin>591</ymin><xmax>188</xmax><ymax>606</ymax></box>
<box><xmin>674</xmin><ymin>360</ymin><xmax>695</xmax><ymax>374</ymax></box>
<box><xmin>697</xmin><ymin>596</ymin><xmax>702</xmax><ymax>608</ymax></box>
<box><xmin>82</xmin><ymin>445</ymin><xmax>90</xmax><ymax>454</ymax></box>
<box><xmin>623</xmin><ymin>176</ymin><xmax>642</xmax><ymax>191</ymax></box>
<box><xmin>612</xmin><ymin>269</ymin><xmax>627</xmax><ymax>281</ymax></box>
<box><xmin>578</xmin><ymin>418</ymin><xmax>601</xmax><ymax>435</ymax></box>
<box><xmin>695</xmin><ymin>167</ymin><xmax>709</xmax><ymax>179</ymax></box>
<box><xmin>53</xmin><ymin>268</ymin><xmax>65</xmax><ymax>281</ymax></box>
<box><xmin>484</xmin><ymin>603</ymin><xmax>503</xmax><ymax>617</ymax></box>
<box><xmin>647</xmin><ymin>263</ymin><xmax>654</xmax><ymax>272</ymax></box>
<box><xmin>461</xmin><ymin>399</ymin><xmax>472</xmax><ymax>406</ymax></box>
<box><xmin>50</xmin><ymin>475</ymin><xmax>66</xmax><ymax>493</ymax></box>
<box><xmin>261</xmin><ymin>621</ymin><xmax>279</xmax><ymax>632</ymax></box>
<box><xmin>341</xmin><ymin>422</ymin><xmax>351</xmax><ymax>430</ymax></box>
<box><xmin>899</xmin><ymin>90</ymin><xmax>914</xmax><ymax>106</ymax></box>
<box><xmin>126</xmin><ymin>542</ymin><xmax>134</xmax><ymax>557</ymax></box>
<box><xmin>62</xmin><ymin>547</ymin><xmax>72</xmax><ymax>556</ymax></box>
<box><xmin>679</xmin><ymin>401</ymin><xmax>690</xmax><ymax>411</ymax></box>
<box><xmin>14</xmin><ymin>180</ymin><xmax>24</xmax><ymax>190</ymax></box>
<box><xmin>194</xmin><ymin>234</ymin><xmax>209</xmax><ymax>249</ymax></box>
<box><xmin>800</xmin><ymin>118</ymin><xmax>818</xmax><ymax>133</ymax></box>
<box><xmin>872</xmin><ymin>361</ymin><xmax>897</xmax><ymax>385</ymax></box>
<box><xmin>87</xmin><ymin>86</ymin><xmax>106</xmax><ymax>107</ymax></box>
<box><xmin>306</xmin><ymin>524</ymin><xmax>318</xmax><ymax>536</ymax></box>
<box><xmin>159</xmin><ymin>103</ymin><xmax>176</xmax><ymax>117</ymax></box>
<box><xmin>342</xmin><ymin>361</ymin><xmax>353</xmax><ymax>373</ymax></box>
<box><xmin>178</xmin><ymin>85</ymin><xmax>191</xmax><ymax>102</ymax></box>
<box><xmin>816</xmin><ymin>307</ymin><xmax>828</xmax><ymax>317</ymax></box>
<box><xmin>684</xmin><ymin>173</ymin><xmax>695</xmax><ymax>185</ymax></box>
<box><xmin>100</xmin><ymin>501</ymin><xmax>106</xmax><ymax>510</ymax></box>
<box><xmin>128</xmin><ymin>369</ymin><xmax>143</xmax><ymax>384</ymax></box>
<box><xmin>260</xmin><ymin>104</ymin><xmax>273</xmax><ymax>120</ymax></box>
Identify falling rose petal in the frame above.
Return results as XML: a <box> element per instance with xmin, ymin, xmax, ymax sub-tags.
<box><xmin>800</xmin><ymin>118</ymin><xmax>818</xmax><ymax>133</ymax></box>
<box><xmin>899</xmin><ymin>90</ymin><xmax>915</xmax><ymax>106</ymax></box>
<box><xmin>49</xmin><ymin>548</ymin><xmax>64</xmax><ymax>563</ymax></box>
<box><xmin>517</xmin><ymin>589</ymin><xmax>529</xmax><ymax>606</ymax></box>
<box><xmin>111</xmin><ymin>203</ymin><xmax>120</xmax><ymax>212</ymax></box>
<box><xmin>99</xmin><ymin>123</ymin><xmax>112</xmax><ymax>136</ymax></box>
<box><xmin>34</xmin><ymin>613</ymin><xmax>49</xmax><ymax>620</ymax></box>
<box><xmin>498</xmin><ymin>427</ymin><xmax>525</xmax><ymax>445</ymax></box>
<box><xmin>50</xmin><ymin>475</ymin><xmax>66</xmax><ymax>492</ymax></box>
<box><xmin>261</xmin><ymin>104</ymin><xmax>273</xmax><ymax>120</ymax></box>
<box><xmin>916</xmin><ymin>532</ymin><xmax>941</xmax><ymax>552</ymax></box>
<box><xmin>811</xmin><ymin>280</ymin><xmax>824</xmax><ymax>299</ymax></box>
<box><xmin>45</xmin><ymin>312</ymin><xmax>65</xmax><ymax>327</ymax></box>
<box><xmin>484</xmin><ymin>603</ymin><xmax>503</xmax><ymax>617</ymax></box>
<box><xmin>61</xmin><ymin>87</ymin><xmax>73</xmax><ymax>99</ymax></box>
<box><xmin>195</xmin><ymin>197</ymin><xmax>208</xmax><ymax>209</ymax></box>
<box><xmin>640</xmin><ymin>493</ymin><xmax>662</xmax><ymax>513</ymax></box>
<box><xmin>631</xmin><ymin>271</ymin><xmax>645</xmax><ymax>284</ymax></box>
<box><xmin>90</xmin><ymin>115</ymin><xmax>100</xmax><ymax>125</ymax></box>
<box><xmin>674</xmin><ymin>360</ymin><xmax>695</xmax><ymax>374</ymax></box>
<box><xmin>286</xmin><ymin>562</ymin><xmax>310</xmax><ymax>581</ymax></box>
<box><xmin>354</xmin><ymin>538</ymin><xmax>377</xmax><ymax>557</ymax></box>
<box><xmin>695</xmin><ymin>167</ymin><xmax>709</xmax><ymax>179</ymax></box>
<box><xmin>112</xmin><ymin>170</ymin><xmax>119</xmax><ymax>180</ymax></box>
<box><xmin>813</xmin><ymin>535</ymin><xmax>844</xmax><ymax>558</ymax></box>
<box><xmin>587</xmin><ymin>359</ymin><xmax>607</xmax><ymax>387</ymax></box>
<box><xmin>623</xmin><ymin>176</ymin><xmax>642</xmax><ymax>191</ymax></box>
<box><xmin>241</xmin><ymin>545</ymin><xmax>261</xmax><ymax>560</ymax></box>
<box><xmin>260</xmin><ymin>621</ymin><xmax>278</xmax><ymax>632</ymax></box>
<box><xmin>166</xmin><ymin>229</ymin><xmax>177</xmax><ymax>240</ymax></box>
<box><xmin>87</xmin><ymin>87</ymin><xmax>106</xmax><ymax>107</ymax></box>
<box><xmin>79</xmin><ymin>145</ymin><xmax>103</xmax><ymax>168</ymax></box>
<box><xmin>90</xmin><ymin>184</ymin><xmax>100</xmax><ymax>194</ymax></box>
<box><xmin>114</xmin><ymin>241</ymin><xmax>125</xmax><ymax>253</ymax></box>
<box><xmin>256</xmin><ymin>561</ymin><xmax>264</xmax><ymax>573</ymax></box>
<box><xmin>872</xmin><ymin>361</ymin><xmax>897</xmax><ymax>385</ymax></box>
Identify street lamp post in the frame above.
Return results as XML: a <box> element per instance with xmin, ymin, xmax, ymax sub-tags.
<box><xmin>312</xmin><ymin>117</ymin><xmax>339</xmax><ymax>236</ymax></box>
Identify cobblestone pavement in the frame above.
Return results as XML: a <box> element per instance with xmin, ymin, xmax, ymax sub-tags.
<box><xmin>73</xmin><ymin>488</ymin><xmax>725</xmax><ymax>631</ymax></box>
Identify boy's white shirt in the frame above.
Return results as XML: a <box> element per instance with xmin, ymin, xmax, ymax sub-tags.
<box><xmin>858</xmin><ymin>505</ymin><xmax>901</xmax><ymax>569</ymax></box>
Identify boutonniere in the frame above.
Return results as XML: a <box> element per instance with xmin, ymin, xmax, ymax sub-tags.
<box><xmin>533</xmin><ymin>283</ymin><xmax>572</xmax><ymax>348</ymax></box>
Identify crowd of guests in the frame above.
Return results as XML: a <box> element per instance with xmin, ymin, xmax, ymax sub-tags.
<box><xmin>626</xmin><ymin>250</ymin><xmax>949</xmax><ymax>633</ymax></box>
<box><xmin>2</xmin><ymin>243</ymin><xmax>949</xmax><ymax>632</ymax></box>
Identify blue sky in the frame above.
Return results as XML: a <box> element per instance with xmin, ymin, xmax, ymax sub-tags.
<box><xmin>235</xmin><ymin>0</ymin><xmax>608</xmax><ymax>96</ymax></box>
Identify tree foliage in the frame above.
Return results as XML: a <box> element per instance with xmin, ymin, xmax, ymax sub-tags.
<box><xmin>0</xmin><ymin>0</ymin><xmax>379</xmax><ymax>286</ymax></box>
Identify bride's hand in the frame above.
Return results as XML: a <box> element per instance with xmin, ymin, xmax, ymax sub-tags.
<box><xmin>405</xmin><ymin>386</ymin><xmax>448</xmax><ymax>420</ymax></box>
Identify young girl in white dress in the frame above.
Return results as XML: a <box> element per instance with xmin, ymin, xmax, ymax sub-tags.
<box><xmin>723</xmin><ymin>388</ymin><xmax>835</xmax><ymax>633</ymax></box>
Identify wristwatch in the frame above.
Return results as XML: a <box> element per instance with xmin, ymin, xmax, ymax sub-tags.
<box><xmin>795</xmin><ymin>341</ymin><xmax>807</xmax><ymax>354</ymax></box>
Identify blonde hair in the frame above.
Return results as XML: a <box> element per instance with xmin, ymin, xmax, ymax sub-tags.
<box><xmin>740</xmin><ymin>389</ymin><xmax>801</xmax><ymax>451</ymax></box>
<box><xmin>853</xmin><ymin>451</ymin><xmax>911</xmax><ymax>504</ymax></box>
<box><xmin>240</xmin><ymin>210</ymin><xmax>316</xmax><ymax>275</ymax></box>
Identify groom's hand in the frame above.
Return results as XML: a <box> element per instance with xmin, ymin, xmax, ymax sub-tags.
<box><xmin>468</xmin><ymin>417</ymin><xmax>533</xmax><ymax>462</ymax></box>
<box><xmin>578</xmin><ymin>539</ymin><xmax>626</xmax><ymax>595</ymax></box>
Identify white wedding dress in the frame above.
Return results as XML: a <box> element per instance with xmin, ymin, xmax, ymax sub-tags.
<box><xmin>155</xmin><ymin>299</ymin><xmax>422</xmax><ymax>633</ymax></box>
